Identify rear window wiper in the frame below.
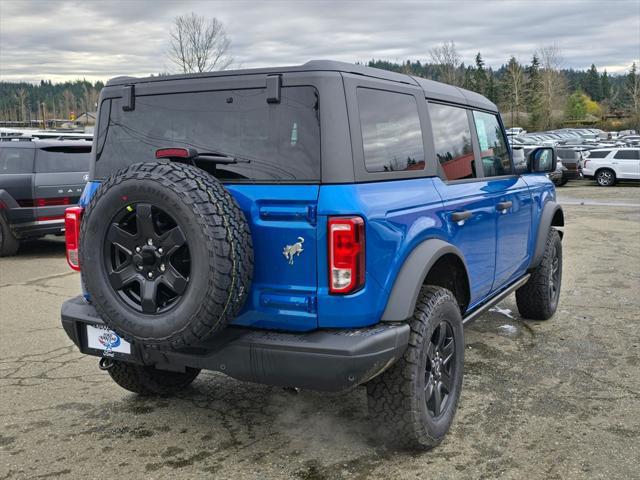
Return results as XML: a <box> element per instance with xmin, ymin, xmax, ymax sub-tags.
<box><xmin>155</xmin><ymin>147</ymin><xmax>250</xmax><ymax>165</ymax></box>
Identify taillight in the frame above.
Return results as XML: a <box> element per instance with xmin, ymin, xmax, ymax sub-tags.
<box><xmin>36</xmin><ymin>197</ymin><xmax>71</xmax><ymax>207</ymax></box>
<box><xmin>156</xmin><ymin>148</ymin><xmax>191</xmax><ymax>159</ymax></box>
<box><xmin>65</xmin><ymin>206</ymin><xmax>83</xmax><ymax>271</ymax></box>
<box><xmin>584</xmin><ymin>160</ymin><xmax>589</xmax><ymax>168</ymax></box>
<box><xmin>328</xmin><ymin>216</ymin><xmax>365</xmax><ymax>294</ymax></box>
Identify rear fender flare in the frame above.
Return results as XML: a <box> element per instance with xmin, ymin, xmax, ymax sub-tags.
<box><xmin>381</xmin><ymin>239</ymin><xmax>469</xmax><ymax>321</ymax></box>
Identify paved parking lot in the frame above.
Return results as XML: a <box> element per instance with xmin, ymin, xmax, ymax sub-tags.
<box><xmin>1</xmin><ymin>181</ymin><xmax>639</xmax><ymax>480</ymax></box>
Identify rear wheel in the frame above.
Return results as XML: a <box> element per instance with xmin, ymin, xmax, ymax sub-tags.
<box><xmin>366</xmin><ymin>286</ymin><xmax>464</xmax><ymax>450</ymax></box>
<box><xmin>0</xmin><ymin>216</ymin><xmax>19</xmax><ymax>257</ymax></box>
<box><xmin>596</xmin><ymin>168</ymin><xmax>616</xmax><ymax>186</ymax></box>
<box><xmin>107</xmin><ymin>361</ymin><xmax>200</xmax><ymax>395</ymax></box>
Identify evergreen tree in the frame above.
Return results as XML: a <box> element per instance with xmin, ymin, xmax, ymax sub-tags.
<box><xmin>601</xmin><ymin>69</ymin><xmax>611</xmax><ymax>100</ymax></box>
<box><xmin>585</xmin><ymin>64</ymin><xmax>602</xmax><ymax>101</ymax></box>
<box><xmin>462</xmin><ymin>64</ymin><xmax>475</xmax><ymax>91</ymax></box>
<box><xmin>473</xmin><ymin>52</ymin><xmax>487</xmax><ymax>95</ymax></box>
<box><xmin>525</xmin><ymin>54</ymin><xmax>544</xmax><ymax>130</ymax></box>
<box><xmin>486</xmin><ymin>69</ymin><xmax>498</xmax><ymax>103</ymax></box>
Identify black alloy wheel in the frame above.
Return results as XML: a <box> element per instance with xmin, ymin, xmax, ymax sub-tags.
<box><xmin>105</xmin><ymin>202</ymin><xmax>190</xmax><ymax>314</ymax></box>
<box><xmin>548</xmin><ymin>242</ymin><xmax>561</xmax><ymax>309</ymax></box>
<box><xmin>425</xmin><ymin>320</ymin><xmax>456</xmax><ymax>418</ymax></box>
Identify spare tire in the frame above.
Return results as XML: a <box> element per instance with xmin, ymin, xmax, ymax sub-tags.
<box><xmin>81</xmin><ymin>162</ymin><xmax>253</xmax><ymax>350</ymax></box>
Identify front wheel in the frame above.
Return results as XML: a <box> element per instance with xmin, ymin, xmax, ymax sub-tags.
<box><xmin>596</xmin><ymin>169</ymin><xmax>616</xmax><ymax>186</ymax></box>
<box><xmin>366</xmin><ymin>286</ymin><xmax>464</xmax><ymax>450</ymax></box>
<box><xmin>107</xmin><ymin>360</ymin><xmax>200</xmax><ymax>395</ymax></box>
<box><xmin>516</xmin><ymin>229</ymin><xmax>562</xmax><ymax>320</ymax></box>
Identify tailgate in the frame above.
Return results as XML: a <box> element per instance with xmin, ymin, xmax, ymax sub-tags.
<box><xmin>226</xmin><ymin>184</ymin><xmax>320</xmax><ymax>331</ymax></box>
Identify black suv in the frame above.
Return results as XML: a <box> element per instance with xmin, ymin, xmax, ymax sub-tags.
<box><xmin>0</xmin><ymin>139</ymin><xmax>90</xmax><ymax>255</ymax></box>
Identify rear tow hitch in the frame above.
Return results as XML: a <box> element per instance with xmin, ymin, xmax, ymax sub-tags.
<box><xmin>99</xmin><ymin>357</ymin><xmax>114</xmax><ymax>371</ymax></box>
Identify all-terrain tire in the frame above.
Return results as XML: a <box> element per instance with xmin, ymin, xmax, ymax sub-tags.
<box><xmin>516</xmin><ymin>229</ymin><xmax>562</xmax><ymax>320</ymax></box>
<box><xmin>0</xmin><ymin>215</ymin><xmax>19</xmax><ymax>257</ymax></box>
<box><xmin>595</xmin><ymin>168</ymin><xmax>616</xmax><ymax>186</ymax></box>
<box><xmin>108</xmin><ymin>361</ymin><xmax>200</xmax><ymax>395</ymax></box>
<box><xmin>81</xmin><ymin>162</ymin><xmax>253</xmax><ymax>350</ymax></box>
<box><xmin>366</xmin><ymin>286</ymin><xmax>464</xmax><ymax>450</ymax></box>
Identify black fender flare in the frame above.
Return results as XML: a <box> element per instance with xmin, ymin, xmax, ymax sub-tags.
<box><xmin>529</xmin><ymin>201</ymin><xmax>564</xmax><ymax>270</ymax></box>
<box><xmin>381</xmin><ymin>238</ymin><xmax>469</xmax><ymax>321</ymax></box>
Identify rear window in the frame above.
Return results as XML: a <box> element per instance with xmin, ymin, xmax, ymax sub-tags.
<box><xmin>35</xmin><ymin>146</ymin><xmax>91</xmax><ymax>173</ymax></box>
<box><xmin>357</xmin><ymin>88</ymin><xmax>425</xmax><ymax>173</ymax></box>
<box><xmin>587</xmin><ymin>150</ymin><xmax>610</xmax><ymax>158</ymax></box>
<box><xmin>613</xmin><ymin>150</ymin><xmax>639</xmax><ymax>160</ymax></box>
<box><xmin>96</xmin><ymin>86</ymin><xmax>320</xmax><ymax>182</ymax></box>
<box><xmin>0</xmin><ymin>148</ymin><xmax>34</xmax><ymax>174</ymax></box>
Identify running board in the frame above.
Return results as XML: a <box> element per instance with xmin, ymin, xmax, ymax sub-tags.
<box><xmin>462</xmin><ymin>274</ymin><xmax>531</xmax><ymax>326</ymax></box>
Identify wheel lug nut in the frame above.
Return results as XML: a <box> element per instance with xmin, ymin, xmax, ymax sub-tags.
<box><xmin>148</xmin><ymin>272</ymin><xmax>153</xmax><ymax>278</ymax></box>
<box><xmin>137</xmin><ymin>265</ymin><xmax>143</xmax><ymax>271</ymax></box>
<box><xmin>135</xmin><ymin>246</ymin><xmax>141</xmax><ymax>253</ymax></box>
<box><xmin>159</xmin><ymin>264</ymin><xmax>165</xmax><ymax>272</ymax></box>
<box><xmin>147</xmin><ymin>238</ymin><xmax>153</xmax><ymax>246</ymax></box>
<box><xmin>158</xmin><ymin>247</ymin><xmax>163</xmax><ymax>254</ymax></box>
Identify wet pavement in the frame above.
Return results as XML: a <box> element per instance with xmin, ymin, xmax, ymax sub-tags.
<box><xmin>1</xmin><ymin>181</ymin><xmax>639</xmax><ymax>479</ymax></box>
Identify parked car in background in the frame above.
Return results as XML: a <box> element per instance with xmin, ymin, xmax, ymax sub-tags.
<box><xmin>0</xmin><ymin>138</ymin><xmax>90</xmax><ymax>255</ymax></box>
<box><xmin>555</xmin><ymin>148</ymin><xmax>583</xmax><ymax>184</ymax></box>
<box><xmin>582</xmin><ymin>148</ymin><xmax>640</xmax><ymax>186</ymax></box>
<box><xmin>506</xmin><ymin>127</ymin><xmax>526</xmax><ymax>136</ymax></box>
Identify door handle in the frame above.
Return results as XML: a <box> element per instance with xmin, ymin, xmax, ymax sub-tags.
<box><xmin>496</xmin><ymin>201</ymin><xmax>513</xmax><ymax>212</ymax></box>
<box><xmin>451</xmin><ymin>210</ymin><xmax>473</xmax><ymax>222</ymax></box>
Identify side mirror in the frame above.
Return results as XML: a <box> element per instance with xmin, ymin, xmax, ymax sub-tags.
<box><xmin>528</xmin><ymin>147</ymin><xmax>556</xmax><ymax>173</ymax></box>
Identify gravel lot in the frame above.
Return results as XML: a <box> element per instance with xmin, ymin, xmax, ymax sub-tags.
<box><xmin>1</xmin><ymin>181</ymin><xmax>639</xmax><ymax>480</ymax></box>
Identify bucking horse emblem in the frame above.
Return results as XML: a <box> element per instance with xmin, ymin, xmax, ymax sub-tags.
<box><xmin>283</xmin><ymin>237</ymin><xmax>304</xmax><ymax>265</ymax></box>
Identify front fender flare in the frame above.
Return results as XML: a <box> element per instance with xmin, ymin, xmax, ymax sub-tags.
<box><xmin>529</xmin><ymin>201</ymin><xmax>564</xmax><ymax>270</ymax></box>
<box><xmin>381</xmin><ymin>238</ymin><xmax>468</xmax><ymax>321</ymax></box>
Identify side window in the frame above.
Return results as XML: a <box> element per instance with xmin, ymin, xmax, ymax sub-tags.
<box><xmin>0</xmin><ymin>148</ymin><xmax>34</xmax><ymax>174</ymax></box>
<box><xmin>614</xmin><ymin>150</ymin><xmax>640</xmax><ymax>160</ymax></box>
<box><xmin>429</xmin><ymin>103</ymin><xmax>476</xmax><ymax>180</ymax></box>
<box><xmin>357</xmin><ymin>88</ymin><xmax>425</xmax><ymax>173</ymax></box>
<box><xmin>472</xmin><ymin>111</ymin><xmax>512</xmax><ymax>177</ymax></box>
<box><xmin>35</xmin><ymin>147</ymin><xmax>91</xmax><ymax>173</ymax></box>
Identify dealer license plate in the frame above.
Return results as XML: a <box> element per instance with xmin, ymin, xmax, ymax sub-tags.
<box><xmin>86</xmin><ymin>324</ymin><xmax>131</xmax><ymax>354</ymax></box>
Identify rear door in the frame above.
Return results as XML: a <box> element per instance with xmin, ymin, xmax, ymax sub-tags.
<box><xmin>470</xmin><ymin>110</ymin><xmax>533</xmax><ymax>291</ymax></box>
<box><xmin>34</xmin><ymin>144</ymin><xmax>90</xmax><ymax>222</ymax></box>
<box><xmin>612</xmin><ymin>149</ymin><xmax>640</xmax><ymax>179</ymax></box>
<box><xmin>429</xmin><ymin>103</ymin><xmax>498</xmax><ymax>305</ymax></box>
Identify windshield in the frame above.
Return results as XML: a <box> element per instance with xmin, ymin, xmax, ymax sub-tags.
<box><xmin>96</xmin><ymin>86</ymin><xmax>321</xmax><ymax>182</ymax></box>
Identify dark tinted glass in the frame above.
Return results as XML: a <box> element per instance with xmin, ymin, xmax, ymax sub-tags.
<box><xmin>556</xmin><ymin>149</ymin><xmax>579</xmax><ymax>162</ymax></box>
<box><xmin>429</xmin><ymin>103</ymin><xmax>475</xmax><ymax>180</ymax></box>
<box><xmin>357</xmin><ymin>88</ymin><xmax>425</xmax><ymax>173</ymax></box>
<box><xmin>0</xmin><ymin>148</ymin><xmax>34</xmax><ymax>174</ymax></box>
<box><xmin>614</xmin><ymin>150</ymin><xmax>639</xmax><ymax>160</ymax></box>
<box><xmin>473</xmin><ymin>111</ymin><xmax>512</xmax><ymax>177</ymax></box>
<box><xmin>588</xmin><ymin>150</ymin><xmax>610</xmax><ymax>158</ymax></box>
<box><xmin>36</xmin><ymin>146</ymin><xmax>91</xmax><ymax>173</ymax></box>
<box><xmin>96</xmin><ymin>87</ymin><xmax>320</xmax><ymax>182</ymax></box>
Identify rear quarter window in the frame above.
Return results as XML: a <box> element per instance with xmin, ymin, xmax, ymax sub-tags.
<box><xmin>613</xmin><ymin>150</ymin><xmax>640</xmax><ymax>160</ymax></box>
<box><xmin>587</xmin><ymin>150</ymin><xmax>610</xmax><ymax>159</ymax></box>
<box><xmin>356</xmin><ymin>88</ymin><xmax>425</xmax><ymax>173</ymax></box>
<box><xmin>0</xmin><ymin>148</ymin><xmax>34</xmax><ymax>174</ymax></box>
<box><xmin>35</xmin><ymin>146</ymin><xmax>91</xmax><ymax>173</ymax></box>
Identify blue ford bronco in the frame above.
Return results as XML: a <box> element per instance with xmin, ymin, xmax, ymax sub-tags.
<box><xmin>61</xmin><ymin>61</ymin><xmax>563</xmax><ymax>449</ymax></box>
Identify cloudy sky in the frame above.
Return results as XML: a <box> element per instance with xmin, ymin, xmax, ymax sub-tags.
<box><xmin>1</xmin><ymin>0</ymin><xmax>638</xmax><ymax>83</ymax></box>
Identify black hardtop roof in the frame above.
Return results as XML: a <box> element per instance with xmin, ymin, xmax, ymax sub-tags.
<box><xmin>106</xmin><ymin>60</ymin><xmax>497</xmax><ymax>112</ymax></box>
<box><xmin>0</xmin><ymin>138</ymin><xmax>92</xmax><ymax>149</ymax></box>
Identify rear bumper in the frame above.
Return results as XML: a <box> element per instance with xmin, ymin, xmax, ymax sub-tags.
<box><xmin>13</xmin><ymin>219</ymin><xmax>64</xmax><ymax>238</ymax></box>
<box><xmin>61</xmin><ymin>296</ymin><xmax>409</xmax><ymax>392</ymax></box>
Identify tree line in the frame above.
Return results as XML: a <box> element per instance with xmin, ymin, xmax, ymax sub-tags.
<box><xmin>368</xmin><ymin>42</ymin><xmax>640</xmax><ymax>130</ymax></box>
<box><xmin>0</xmin><ymin>79</ymin><xmax>104</xmax><ymax>124</ymax></box>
